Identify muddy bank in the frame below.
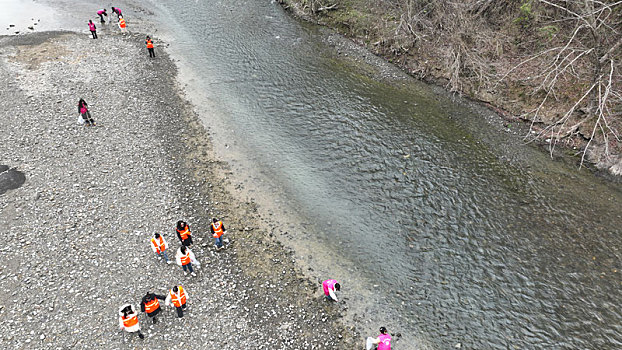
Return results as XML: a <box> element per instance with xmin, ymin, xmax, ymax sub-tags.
<box><xmin>0</xmin><ymin>30</ymin><xmax>357</xmax><ymax>348</ymax></box>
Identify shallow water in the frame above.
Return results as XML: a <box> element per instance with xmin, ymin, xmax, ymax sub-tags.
<box><xmin>138</xmin><ymin>0</ymin><xmax>621</xmax><ymax>349</ymax></box>
<box><xmin>0</xmin><ymin>0</ymin><xmax>59</xmax><ymax>34</ymax></box>
<box><xmin>23</xmin><ymin>0</ymin><xmax>622</xmax><ymax>348</ymax></box>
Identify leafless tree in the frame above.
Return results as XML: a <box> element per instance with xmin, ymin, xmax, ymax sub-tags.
<box><xmin>502</xmin><ymin>0</ymin><xmax>622</xmax><ymax>166</ymax></box>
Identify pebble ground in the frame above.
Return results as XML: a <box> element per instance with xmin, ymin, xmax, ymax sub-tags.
<box><xmin>0</xmin><ymin>30</ymin><xmax>358</xmax><ymax>349</ymax></box>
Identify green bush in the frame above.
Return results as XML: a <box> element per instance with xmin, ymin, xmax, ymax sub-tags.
<box><xmin>538</xmin><ymin>25</ymin><xmax>559</xmax><ymax>40</ymax></box>
<box><xmin>514</xmin><ymin>0</ymin><xmax>533</xmax><ymax>27</ymax></box>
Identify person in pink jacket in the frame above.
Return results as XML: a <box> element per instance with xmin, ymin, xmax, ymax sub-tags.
<box><xmin>78</xmin><ymin>98</ymin><xmax>95</xmax><ymax>126</ymax></box>
<box><xmin>87</xmin><ymin>20</ymin><xmax>97</xmax><ymax>39</ymax></box>
<box><xmin>111</xmin><ymin>7</ymin><xmax>123</xmax><ymax>19</ymax></box>
<box><xmin>97</xmin><ymin>9</ymin><xmax>107</xmax><ymax>23</ymax></box>
<box><xmin>367</xmin><ymin>327</ymin><xmax>392</xmax><ymax>350</ymax></box>
<box><xmin>322</xmin><ymin>279</ymin><xmax>341</xmax><ymax>302</ymax></box>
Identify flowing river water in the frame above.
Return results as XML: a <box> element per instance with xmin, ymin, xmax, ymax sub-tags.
<box><xmin>15</xmin><ymin>0</ymin><xmax>622</xmax><ymax>348</ymax></box>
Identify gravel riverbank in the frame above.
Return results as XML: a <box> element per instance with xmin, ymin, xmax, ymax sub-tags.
<box><xmin>0</xmin><ymin>30</ymin><xmax>358</xmax><ymax>349</ymax></box>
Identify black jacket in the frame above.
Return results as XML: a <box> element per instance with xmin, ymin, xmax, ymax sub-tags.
<box><xmin>140</xmin><ymin>293</ymin><xmax>166</xmax><ymax>313</ymax></box>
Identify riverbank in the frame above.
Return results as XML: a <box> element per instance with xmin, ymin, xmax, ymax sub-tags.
<box><xmin>277</xmin><ymin>0</ymin><xmax>622</xmax><ymax>177</ymax></box>
<box><xmin>0</xmin><ymin>30</ymin><xmax>357</xmax><ymax>348</ymax></box>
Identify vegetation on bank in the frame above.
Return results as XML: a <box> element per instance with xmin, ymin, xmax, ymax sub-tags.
<box><xmin>279</xmin><ymin>0</ymin><xmax>622</xmax><ymax>175</ymax></box>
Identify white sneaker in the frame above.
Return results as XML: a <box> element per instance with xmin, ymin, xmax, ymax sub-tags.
<box><xmin>191</xmin><ymin>272</ymin><xmax>197</xmax><ymax>277</ymax></box>
<box><xmin>166</xmin><ymin>261</ymin><xmax>172</xmax><ymax>264</ymax></box>
<box><xmin>184</xmin><ymin>272</ymin><xmax>188</xmax><ymax>276</ymax></box>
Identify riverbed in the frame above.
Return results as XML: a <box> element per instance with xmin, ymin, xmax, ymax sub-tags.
<box><xmin>14</xmin><ymin>0</ymin><xmax>622</xmax><ymax>348</ymax></box>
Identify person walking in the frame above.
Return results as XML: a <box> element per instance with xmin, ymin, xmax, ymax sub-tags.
<box><xmin>96</xmin><ymin>8</ymin><xmax>108</xmax><ymax>23</ymax></box>
<box><xmin>145</xmin><ymin>36</ymin><xmax>155</xmax><ymax>58</ymax></box>
<box><xmin>78</xmin><ymin>98</ymin><xmax>95</xmax><ymax>126</ymax></box>
<box><xmin>111</xmin><ymin>7</ymin><xmax>123</xmax><ymax>19</ymax></box>
<box><xmin>140</xmin><ymin>292</ymin><xmax>166</xmax><ymax>324</ymax></box>
<box><xmin>366</xmin><ymin>327</ymin><xmax>392</xmax><ymax>350</ymax></box>
<box><xmin>150</xmin><ymin>233</ymin><xmax>171</xmax><ymax>264</ymax></box>
<box><xmin>165</xmin><ymin>285</ymin><xmax>188</xmax><ymax>318</ymax></box>
<box><xmin>210</xmin><ymin>218</ymin><xmax>226</xmax><ymax>250</ymax></box>
<box><xmin>175</xmin><ymin>245</ymin><xmax>198</xmax><ymax>277</ymax></box>
<box><xmin>118</xmin><ymin>304</ymin><xmax>144</xmax><ymax>339</ymax></box>
<box><xmin>87</xmin><ymin>20</ymin><xmax>97</xmax><ymax>39</ymax></box>
<box><xmin>322</xmin><ymin>279</ymin><xmax>341</xmax><ymax>302</ymax></box>
<box><xmin>176</xmin><ymin>220</ymin><xmax>192</xmax><ymax>247</ymax></box>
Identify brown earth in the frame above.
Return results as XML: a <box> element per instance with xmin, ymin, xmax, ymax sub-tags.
<box><xmin>277</xmin><ymin>0</ymin><xmax>622</xmax><ymax>176</ymax></box>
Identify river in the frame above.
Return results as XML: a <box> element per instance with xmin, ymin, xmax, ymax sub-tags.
<box><xmin>23</xmin><ymin>0</ymin><xmax>622</xmax><ymax>348</ymax></box>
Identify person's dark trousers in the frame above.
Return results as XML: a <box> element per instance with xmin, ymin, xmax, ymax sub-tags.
<box><xmin>148</xmin><ymin>48</ymin><xmax>155</xmax><ymax>57</ymax></box>
<box><xmin>81</xmin><ymin>111</ymin><xmax>95</xmax><ymax>126</ymax></box>
<box><xmin>91</xmin><ymin>31</ymin><xmax>97</xmax><ymax>39</ymax></box>
<box><xmin>182</xmin><ymin>263</ymin><xmax>194</xmax><ymax>273</ymax></box>
<box><xmin>147</xmin><ymin>307</ymin><xmax>161</xmax><ymax>323</ymax></box>
<box><xmin>98</xmin><ymin>14</ymin><xmax>105</xmax><ymax>23</ymax></box>
<box><xmin>176</xmin><ymin>304</ymin><xmax>187</xmax><ymax>318</ymax></box>
<box><xmin>182</xmin><ymin>236</ymin><xmax>192</xmax><ymax>247</ymax></box>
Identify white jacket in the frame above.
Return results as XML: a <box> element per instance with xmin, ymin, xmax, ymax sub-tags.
<box><xmin>175</xmin><ymin>248</ymin><xmax>200</xmax><ymax>267</ymax></box>
<box><xmin>150</xmin><ymin>235</ymin><xmax>169</xmax><ymax>253</ymax></box>
<box><xmin>118</xmin><ymin>304</ymin><xmax>140</xmax><ymax>333</ymax></box>
<box><xmin>165</xmin><ymin>287</ymin><xmax>190</xmax><ymax>307</ymax></box>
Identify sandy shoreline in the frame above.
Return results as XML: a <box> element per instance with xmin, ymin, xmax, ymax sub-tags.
<box><xmin>0</xmin><ymin>30</ymin><xmax>357</xmax><ymax>349</ymax></box>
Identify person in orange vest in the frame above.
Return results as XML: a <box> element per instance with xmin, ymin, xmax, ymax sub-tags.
<box><xmin>175</xmin><ymin>245</ymin><xmax>199</xmax><ymax>277</ymax></box>
<box><xmin>118</xmin><ymin>304</ymin><xmax>144</xmax><ymax>339</ymax></box>
<box><xmin>118</xmin><ymin>17</ymin><xmax>126</xmax><ymax>32</ymax></box>
<box><xmin>145</xmin><ymin>36</ymin><xmax>155</xmax><ymax>58</ymax></box>
<box><xmin>210</xmin><ymin>217</ymin><xmax>227</xmax><ymax>250</ymax></box>
<box><xmin>140</xmin><ymin>291</ymin><xmax>166</xmax><ymax>324</ymax></box>
<box><xmin>165</xmin><ymin>285</ymin><xmax>188</xmax><ymax>318</ymax></box>
<box><xmin>176</xmin><ymin>220</ymin><xmax>192</xmax><ymax>247</ymax></box>
<box><xmin>150</xmin><ymin>233</ymin><xmax>171</xmax><ymax>264</ymax></box>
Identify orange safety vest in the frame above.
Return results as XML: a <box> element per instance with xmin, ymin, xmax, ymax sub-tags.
<box><xmin>122</xmin><ymin>314</ymin><xmax>138</xmax><ymax>328</ymax></box>
<box><xmin>212</xmin><ymin>221</ymin><xmax>224</xmax><ymax>238</ymax></box>
<box><xmin>119</xmin><ymin>18</ymin><xmax>126</xmax><ymax>28</ymax></box>
<box><xmin>146</xmin><ymin>40</ymin><xmax>154</xmax><ymax>49</ymax></box>
<box><xmin>177</xmin><ymin>226</ymin><xmax>190</xmax><ymax>240</ymax></box>
<box><xmin>169</xmin><ymin>286</ymin><xmax>187</xmax><ymax>307</ymax></box>
<box><xmin>180</xmin><ymin>251</ymin><xmax>191</xmax><ymax>265</ymax></box>
<box><xmin>144</xmin><ymin>298</ymin><xmax>160</xmax><ymax>313</ymax></box>
<box><xmin>151</xmin><ymin>236</ymin><xmax>165</xmax><ymax>253</ymax></box>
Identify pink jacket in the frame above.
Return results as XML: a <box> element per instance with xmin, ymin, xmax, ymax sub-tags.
<box><xmin>322</xmin><ymin>279</ymin><xmax>337</xmax><ymax>296</ymax></box>
<box><xmin>378</xmin><ymin>334</ymin><xmax>392</xmax><ymax>350</ymax></box>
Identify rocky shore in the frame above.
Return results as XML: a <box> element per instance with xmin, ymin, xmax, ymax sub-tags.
<box><xmin>0</xmin><ymin>30</ymin><xmax>357</xmax><ymax>349</ymax></box>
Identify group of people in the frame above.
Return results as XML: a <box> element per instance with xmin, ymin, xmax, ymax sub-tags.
<box><xmin>88</xmin><ymin>7</ymin><xmax>126</xmax><ymax>39</ymax></box>
<box><xmin>81</xmin><ymin>5</ymin><xmax>391</xmax><ymax>347</ymax></box>
<box><xmin>118</xmin><ymin>285</ymin><xmax>188</xmax><ymax>340</ymax></box>
<box><xmin>80</xmin><ymin>6</ymin><xmax>159</xmax><ymax>126</ymax></box>
<box><xmin>119</xmin><ymin>218</ymin><xmax>228</xmax><ymax>340</ymax></box>
<box><xmin>322</xmin><ymin>279</ymin><xmax>393</xmax><ymax>348</ymax></box>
